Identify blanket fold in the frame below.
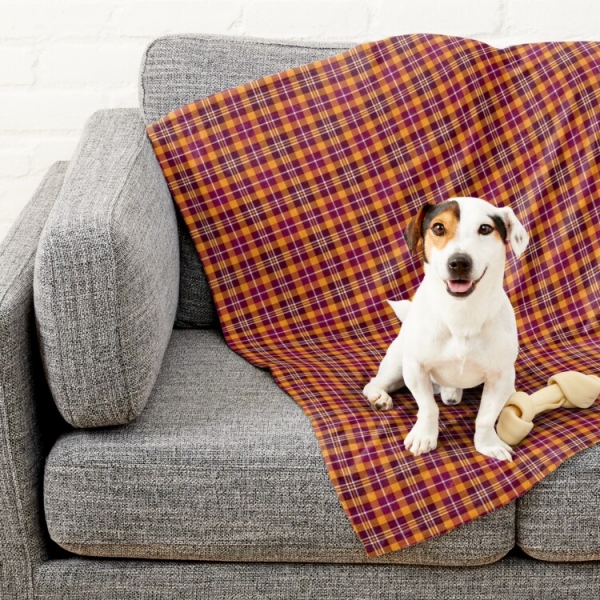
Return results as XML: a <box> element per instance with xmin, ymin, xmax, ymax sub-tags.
<box><xmin>148</xmin><ymin>34</ymin><xmax>600</xmax><ymax>556</ymax></box>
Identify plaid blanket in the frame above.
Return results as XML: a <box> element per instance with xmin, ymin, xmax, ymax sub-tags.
<box><xmin>147</xmin><ymin>35</ymin><xmax>600</xmax><ymax>557</ymax></box>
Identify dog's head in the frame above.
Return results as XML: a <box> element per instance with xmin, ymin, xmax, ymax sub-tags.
<box><xmin>404</xmin><ymin>197</ymin><xmax>528</xmax><ymax>298</ymax></box>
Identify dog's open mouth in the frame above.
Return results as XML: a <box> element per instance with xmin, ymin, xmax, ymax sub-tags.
<box><xmin>445</xmin><ymin>268</ymin><xmax>487</xmax><ymax>298</ymax></box>
<box><xmin>447</xmin><ymin>280</ymin><xmax>474</xmax><ymax>296</ymax></box>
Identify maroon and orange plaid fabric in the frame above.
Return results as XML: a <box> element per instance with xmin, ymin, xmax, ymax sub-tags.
<box><xmin>147</xmin><ymin>35</ymin><xmax>600</xmax><ymax>556</ymax></box>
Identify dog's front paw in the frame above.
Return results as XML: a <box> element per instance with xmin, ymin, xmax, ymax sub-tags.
<box><xmin>474</xmin><ymin>430</ymin><xmax>513</xmax><ymax>461</ymax></box>
<box><xmin>363</xmin><ymin>381</ymin><xmax>393</xmax><ymax>411</ymax></box>
<box><xmin>404</xmin><ymin>419</ymin><xmax>438</xmax><ymax>456</ymax></box>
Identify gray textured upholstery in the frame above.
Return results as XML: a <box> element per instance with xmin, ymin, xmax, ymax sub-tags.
<box><xmin>34</xmin><ymin>109</ymin><xmax>179</xmax><ymax>428</ymax></box>
<box><xmin>44</xmin><ymin>329</ymin><xmax>514</xmax><ymax>567</ymax></box>
<box><xmin>140</xmin><ymin>35</ymin><xmax>350</xmax><ymax>329</ymax></box>
<box><xmin>139</xmin><ymin>34</ymin><xmax>350</xmax><ymax>124</ymax></box>
<box><xmin>517</xmin><ymin>446</ymin><xmax>600</xmax><ymax>562</ymax></box>
<box><xmin>35</xmin><ymin>556</ymin><xmax>600</xmax><ymax>600</ymax></box>
<box><xmin>173</xmin><ymin>210</ymin><xmax>218</xmax><ymax>329</ymax></box>
<box><xmin>0</xmin><ymin>162</ymin><xmax>67</xmax><ymax>599</ymax></box>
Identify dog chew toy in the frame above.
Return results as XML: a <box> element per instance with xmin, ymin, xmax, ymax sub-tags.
<box><xmin>387</xmin><ymin>300</ymin><xmax>600</xmax><ymax>447</ymax></box>
<box><xmin>497</xmin><ymin>372</ymin><xmax>600</xmax><ymax>446</ymax></box>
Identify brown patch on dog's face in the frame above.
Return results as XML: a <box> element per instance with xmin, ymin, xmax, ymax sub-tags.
<box><xmin>422</xmin><ymin>201</ymin><xmax>460</xmax><ymax>262</ymax></box>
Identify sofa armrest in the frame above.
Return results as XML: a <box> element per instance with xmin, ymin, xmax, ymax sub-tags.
<box><xmin>34</xmin><ymin>109</ymin><xmax>179</xmax><ymax>428</ymax></box>
<box><xmin>0</xmin><ymin>163</ymin><xmax>68</xmax><ymax>598</ymax></box>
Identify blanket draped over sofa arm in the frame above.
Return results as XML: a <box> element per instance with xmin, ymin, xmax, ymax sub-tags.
<box><xmin>0</xmin><ymin>163</ymin><xmax>68</xmax><ymax>598</ymax></box>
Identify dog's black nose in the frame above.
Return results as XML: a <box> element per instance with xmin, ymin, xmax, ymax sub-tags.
<box><xmin>447</xmin><ymin>253</ymin><xmax>472</xmax><ymax>278</ymax></box>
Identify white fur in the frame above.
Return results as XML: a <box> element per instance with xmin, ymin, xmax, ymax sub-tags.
<box><xmin>363</xmin><ymin>197</ymin><xmax>529</xmax><ymax>461</ymax></box>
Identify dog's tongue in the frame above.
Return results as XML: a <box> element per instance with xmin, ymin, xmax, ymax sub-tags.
<box><xmin>448</xmin><ymin>280</ymin><xmax>473</xmax><ymax>294</ymax></box>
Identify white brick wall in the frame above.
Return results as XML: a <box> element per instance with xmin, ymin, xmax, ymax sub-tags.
<box><xmin>2</xmin><ymin>0</ymin><xmax>599</xmax><ymax>240</ymax></box>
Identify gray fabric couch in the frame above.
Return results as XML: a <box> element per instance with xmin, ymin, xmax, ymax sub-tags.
<box><xmin>1</xmin><ymin>35</ymin><xmax>599</xmax><ymax>599</ymax></box>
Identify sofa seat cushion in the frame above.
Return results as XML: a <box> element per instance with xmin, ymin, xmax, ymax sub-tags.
<box><xmin>517</xmin><ymin>446</ymin><xmax>600</xmax><ymax>562</ymax></box>
<box><xmin>44</xmin><ymin>329</ymin><xmax>514</xmax><ymax>566</ymax></box>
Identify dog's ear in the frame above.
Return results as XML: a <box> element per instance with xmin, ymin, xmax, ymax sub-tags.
<box><xmin>499</xmin><ymin>206</ymin><xmax>529</xmax><ymax>258</ymax></box>
<box><xmin>404</xmin><ymin>203</ymin><xmax>435</xmax><ymax>255</ymax></box>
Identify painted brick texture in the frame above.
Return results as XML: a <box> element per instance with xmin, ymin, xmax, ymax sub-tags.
<box><xmin>1</xmin><ymin>0</ymin><xmax>599</xmax><ymax>239</ymax></box>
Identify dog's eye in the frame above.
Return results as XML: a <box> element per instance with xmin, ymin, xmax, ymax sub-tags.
<box><xmin>479</xmin><ymin>224</ymin><xmax>494</xmax><ymax>236</ymax></box>
<box><xmin>431</xmin><ymin>223</ymin><xmax>445</xmax><ymax>236</ymax></box>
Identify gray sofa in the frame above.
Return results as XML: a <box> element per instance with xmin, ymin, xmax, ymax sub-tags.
<box><xmin>1</xmin><ymin>35</ymin><xmax>599</xmax><ymax>599</ymax></box>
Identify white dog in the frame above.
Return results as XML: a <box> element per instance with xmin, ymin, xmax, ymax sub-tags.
<box><xmin>363</xmin><ymin>197</ymin><xmax>528</xmax><ymax>461</ymax></box>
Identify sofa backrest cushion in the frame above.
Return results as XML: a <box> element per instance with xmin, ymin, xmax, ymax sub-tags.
<box><xmin>139</xmin><ymin>35</ymin><xmax>349</xmax><ymax>328</ymax></box>
<box><xmin>34</xmin><ymin>109</ymin><xmax>179</xmax><ymax>428</ymax></box>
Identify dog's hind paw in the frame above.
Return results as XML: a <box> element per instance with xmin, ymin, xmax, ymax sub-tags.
<box><xmin>441</xmin><ymin>387</ymin><xmax>463</xmax><ymax>406</ymax></box>
<box><xmin>373</xmin><ymin>393</ymin><xmax>393</xmax><ymax>411</ymax></box>
<box><xmin>363</xmin><ymin>382</ymin><xmax>393</xmax><ymax>411</ymax></box>
<box><xmin>368</xmin><ymin>391</ymin><xmax>393</xmax><ymax>411</ymax></box>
